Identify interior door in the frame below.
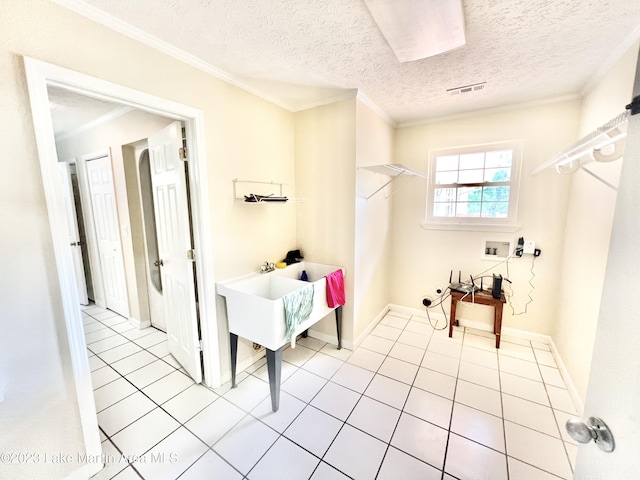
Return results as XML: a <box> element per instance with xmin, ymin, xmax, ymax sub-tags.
<box><xmin>572</xmin><ymin>111</ymin><xmax>640</xmax><ymax>475</ymax></box>
<box><xmin>58</xmin><ymin>162</ymin><xmax>89</xmax><ymax>305</ymax></box>
<box><xmin>148</xmin><ymin>121</ymin><xmax>202</xmax><ymax>383</ymax></box>
<box><xmin>85</xmin><ymin>154</ymin><xmax>130</xmax><ymax>317</ymax></box>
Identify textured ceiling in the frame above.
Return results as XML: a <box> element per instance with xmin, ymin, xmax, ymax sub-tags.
<box><xmin>58</xmin><ymin>0</ymin><xmax>640</xmax><ymax>125</ymax></box>
<box><xmin>48</xmin><ymin>86</ymin><xmax>122</xmax><ymax>136</ymax></box>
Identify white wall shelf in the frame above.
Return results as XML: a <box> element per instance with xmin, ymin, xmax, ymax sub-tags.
<box><xmin>359</xmin><ymin>163</ymin><xmax>426</xmax><ymax>200</ymax></box>
<box><xmin>531</xmin><ymin>111</ymin><xmax>628</xmax><ymax>190</ymax></box>
<box><xmin>233</xmin><ymin>179</ymin><xmax>303</xmax><ymax>203</ymax></box>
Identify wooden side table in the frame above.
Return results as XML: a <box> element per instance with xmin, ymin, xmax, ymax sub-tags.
<box><xmin>449</xmin><ymin>289</ymin><xmax>507</xmax><ymax>348</ymax></box>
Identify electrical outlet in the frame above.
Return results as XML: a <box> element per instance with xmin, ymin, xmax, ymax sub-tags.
<box><xmin>523</xmin><ymin>240</ymin><xmax>536</xmax><ymax>255</ymax></box>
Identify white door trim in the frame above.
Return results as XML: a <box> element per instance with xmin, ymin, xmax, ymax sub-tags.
<box><xmin>23</xmin><ymin>56</ymin><xmax>220</xmax><ymax>473</ymax></box>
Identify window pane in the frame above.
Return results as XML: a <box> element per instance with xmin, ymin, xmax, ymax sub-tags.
<box><xmin>481</xmin><ymin>202</ymin><xmax>509</xmax><ymax>218</ymax></box>
<box><xmin>457</xmin><ymin>186</ymin><xmax>482</xmax><ymax>202</ymax></box>
<box><xmin>459</xmin><ymin>153</ymin><xmax>484</xmax><ymax>170</ymax></box>
<box><xmin>458</xmin><ymin>169</ymin><xmax>484</xmax><ymax>184</ymax></box>
<box><xmin>435</xmin><ymin>155</ymin><xmax>458</xmax><ymax>171</ymax></box>
<box><xmin>435</xmin><ymin>171</ymin><xmax>457</xmax><ymax>184</ymax></box>
<box><xmin>485</xmin><ymin>150</ymin><xmax>512</xmax><ymax>168</ymax></box>
<box><xmin>484</xmin><ymin>167</ymin><xmax>511</xmax><ymax>182</ymax></box>
<box><xmin>433</xmin><ymin>202</ymin><xmax>456</xmax><ymax>217</ymax></box>
<box><xmin>434</xmin><ymin>188</ymin><xmax>457</xmax><ymax>202</ymax></box>
<box><xmin>456</xmin><ymin>202</ymin><xmax>481</xmax><ymax>217</ymax></box>
<box><xmin>482</xmin><ymin>186</ymin><xmax>510</xmax><ymax>202</ymax></box>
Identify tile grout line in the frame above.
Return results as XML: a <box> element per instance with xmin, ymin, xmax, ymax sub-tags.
<box><xmin>497</xmin><ymin>337</ymin><xmax>510</xmax><ymax>480</ymax></box>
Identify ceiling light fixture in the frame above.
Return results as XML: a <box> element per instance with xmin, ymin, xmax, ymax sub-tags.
<box><xmin>363</xmin><ymin>0</ymin><xmax>466</xmax><ymax>63</ymax></box>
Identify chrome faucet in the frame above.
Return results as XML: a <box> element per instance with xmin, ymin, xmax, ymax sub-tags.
<box><xmin>260</xmin><ymin>261</ymin><xmax>275</xmax><ymax>274</ymax></box>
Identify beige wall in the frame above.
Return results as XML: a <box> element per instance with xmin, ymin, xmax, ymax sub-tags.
<box><xmin>1</xmin><ymin>1</ymin><xmax>296</xmax><ymax>477</ymax></box>
<box><xmin>391</xmin><ymin>101</ymin><xmax>581</xmax><ymax>334</ymax></box>
<box><xmin>553</xmin><ymin>40</ymin><xmax>639</xmax><ymax>403</ymax></box>
<box><xmin>294</xmin><ymin>98</ymin><xmax>357</xmax><ymax>345</ymax></box>
<box><xmin>354</xmin><ymin>99</ymin><xmax>394</xmax><ymax>341</ymax></box>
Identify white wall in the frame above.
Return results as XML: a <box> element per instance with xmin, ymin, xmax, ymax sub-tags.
<box><xmin>1</xmin><ymin>1</ymin><xmax>296</xmax><ymax>477</ymax></box>
<box><xmin>391</xmin><ymin>101</ymin><xmax>581</xmax><ymax>334</ymax></box>
<box><xmin>294</xmin><ymin>98</ymin><xmax>357</xmax><ymax>345</ymax></box>
<box><xmin>354</xmin><ymin>99</ymin><xmax>394</xmax><ymax>341</ymax></box>
<box><xmin>553</xmin><ymin>40</ymin><xmax>639</xmax><ymax>403</ymax></box>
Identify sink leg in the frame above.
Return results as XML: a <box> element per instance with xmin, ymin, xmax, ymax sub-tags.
<box><xmin>230</xmin><ymin>333</ymin><xmax>238</xmax><ymax>388</ymax></box>
<box><xmin>266</xmin><ymin>347</ymin><xmax>283</xmax><ymax>412</ymax></box>
<box><xmin>335</xmin><ymin>306</ymin><xmax>342</xmax><ymax>350</ymax></box>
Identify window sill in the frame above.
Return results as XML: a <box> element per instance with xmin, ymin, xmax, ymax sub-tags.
<box><xmin>421</xmin><ymin>221</ymin><xmax>522</xmax><ymax>233</ymax></box>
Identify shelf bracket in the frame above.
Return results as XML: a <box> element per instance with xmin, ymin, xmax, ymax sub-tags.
<box><xmin>359</xmin><ymin>164</ymin><xmax>426</xmax><ymax>200</ymax></box>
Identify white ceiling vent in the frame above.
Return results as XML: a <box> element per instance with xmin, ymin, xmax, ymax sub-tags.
<box><xmin>447</xmin><ymin>82</ymin><xmax>487</xmax><ymax>95</ymax></box>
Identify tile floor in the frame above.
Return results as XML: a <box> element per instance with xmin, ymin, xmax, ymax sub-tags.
<box><xmin>83</xmin><ymin>305</ymin><xmax>578</xmax><ymax>480</ymax></box>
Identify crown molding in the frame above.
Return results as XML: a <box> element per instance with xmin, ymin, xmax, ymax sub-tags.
<box><xmin>356</xmin><ymin>91</ymin><xmax>397</xmax><ymax>127</ymax></box>
<box><xmin>54</xmin><ymin>105</ymin><xmax>134</xmax><ymax>142</ymax></box>
<box><xmin>398</xmin><ymin>94</ymin><xmax>582</xmax><ymax>128</ymax></box>
<box><xmin>581</xmin><ymin>23</ymin><xmax>640</xmax><ymax>97</ymax></box>
<box><xmin>53</xmin><ymin>0</ymin><xmax>298</xmax><ymax>111</ymax></box>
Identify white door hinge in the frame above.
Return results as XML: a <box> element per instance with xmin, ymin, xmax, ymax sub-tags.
<box><xmin>179</xmin><ymin>147</ymin><xmax>187</xmax><ymax>160</ymax></box>
<box><xmin>197</xmin><ymin>339</ymin><xmax>203</xmax><ymax>351</ymax></box>
<box><xmin>187</xmin><ymin>249</ymin><xmax>195</xmax><ymax>261</ymax></box>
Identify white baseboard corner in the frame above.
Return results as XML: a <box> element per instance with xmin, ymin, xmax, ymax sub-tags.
<box><xmin>129</xmin><ymin>316</ymin><xmax>151</xmax><ymax>329</ymax></box>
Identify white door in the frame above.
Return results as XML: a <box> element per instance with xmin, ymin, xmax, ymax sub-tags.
<box><xmin>58</xmin><ymin>162</ymin><xmax>89</xmax><ymax>305</ymax></box>
<box><xmin>149</xmin><ymin>121</ymin><xmax>202</xmax><ymax>383</ymax></box>
<box><xmin>572</xmin><ymin>110</ymin><xmax>640</xmax><ymax>477</ymax></box>
<box><xmin>86</xmin><ymin>155</ymin><xmax>130</xmax><ymax>317</ymax></box>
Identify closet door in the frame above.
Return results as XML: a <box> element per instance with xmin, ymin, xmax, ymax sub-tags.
<box><xmin>86</xmin><ymin>154</ymin><xmax>129</xmax><ymax>317</ymax></box>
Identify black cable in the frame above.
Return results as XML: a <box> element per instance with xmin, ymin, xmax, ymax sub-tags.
<box><xmin>424</xmin><ymin>288</ymin><xmax>451</xmax><ymax>330</ymax></box>
<box><xmin>426</xmin><ymin>301</ymin><xmax>449</xmax><ymax>330</ymax></box>
<box><xmin>507</xmin><ymin>255</ymin><xmax>536</xmax><ymax>316</ymax></box>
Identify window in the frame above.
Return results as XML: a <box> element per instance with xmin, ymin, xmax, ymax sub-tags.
<box><xmin>425</xmin><ymin>141</ymin><xmax>522</xmax><ymax>230</ymax></box>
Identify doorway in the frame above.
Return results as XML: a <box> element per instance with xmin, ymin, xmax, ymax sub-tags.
<box><xmin>49</xmin><ymin>93</ymin><xmax>210</xmax><ymax>385</ymax></box>
<box><xmin>24</xmin><ymin>56</ymin><xmax>221</xmax><ymax>471</ymax></box>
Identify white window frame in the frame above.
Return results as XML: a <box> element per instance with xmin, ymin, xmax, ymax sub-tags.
<box><xmin>423</xmin><ymin>140</ymin><xmax>523</xmax><ymax>232</ymax></box>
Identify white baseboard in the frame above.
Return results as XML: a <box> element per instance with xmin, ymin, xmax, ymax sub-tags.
<box><xmin>220</xmin><ymin>348</ymin><xmax>267</xmax><ymax>384</ymax></box>
<box><xmin>548</xmin><ymin>337</ymin><xmax>584</xmax><ymax>415</ymax></box>
<box><xmin>352</xmin><ymin>306</ymin><xmax>391</xmax><ymax>348</ymax></box>
<box><xmin>128</xmin><ymin>316</ymin><xmax>150</xmax><ymax>329</ymax></box>
<box><xmin>307</xmin><ymin>329</ymin><xmax>354</xmax><ymax>351</ymax></box>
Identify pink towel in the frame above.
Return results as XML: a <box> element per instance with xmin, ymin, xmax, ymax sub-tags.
<box><xmin>325</xmin><ymin>269</ymin><xmax>345</xmax><ymax>308</ymax></box>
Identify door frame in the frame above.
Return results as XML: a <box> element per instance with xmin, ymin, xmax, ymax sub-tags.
<box><xmin>24</xmin><ymin>56</ymin><xmax>220</xmax><ymax>466</ymax></box>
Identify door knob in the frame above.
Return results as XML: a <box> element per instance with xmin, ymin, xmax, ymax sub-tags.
<box><xmin>566</xmin><ymin>417</ymin><xmax>615</xmax><ymax>452</ymax></box>
<box><xmin>154</xmin><ymin>259</ymin><xmax>164</xmax><ymax>267</ymax></box>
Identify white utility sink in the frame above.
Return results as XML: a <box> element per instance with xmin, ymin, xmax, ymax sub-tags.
<box><xmin>216</xmin><ymin>261</ymin><xmax>344</xmax><ymax>412</ymax></box>
<box><xmin>216</xmin><ymin>262</ymin><xmax>343</xmax><ymax>351</ymax></box>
